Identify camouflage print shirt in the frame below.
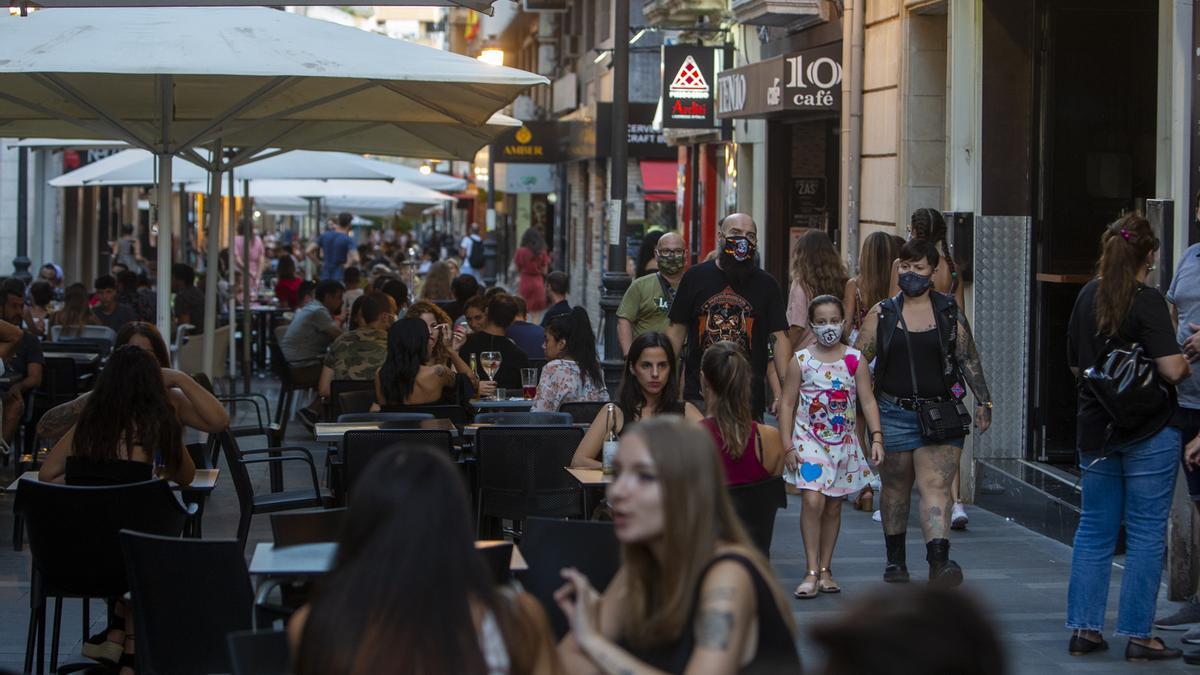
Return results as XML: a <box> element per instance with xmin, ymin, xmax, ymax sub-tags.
<box><xmin>323</xmin><ymin>328</ymin><xmax>388</xmax><ymax>381</ymax></box>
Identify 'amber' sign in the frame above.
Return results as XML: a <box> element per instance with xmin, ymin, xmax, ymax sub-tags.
<box><xmin>490</xmin><ymin>122</ymin><xmax>566</xmax><ymax>164</ymax></box>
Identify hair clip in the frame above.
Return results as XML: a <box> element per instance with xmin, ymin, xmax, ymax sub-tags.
<box><xmin>1120</xmin><ymin>228</ymin><xmax>1131</xmax><ymax>241</ymax></box>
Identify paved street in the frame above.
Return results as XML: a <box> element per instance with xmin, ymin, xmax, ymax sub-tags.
<box><xmin>0</xmin><ymin>385</ymin><xmax>1192</xmax><ymax>673</ymax></box>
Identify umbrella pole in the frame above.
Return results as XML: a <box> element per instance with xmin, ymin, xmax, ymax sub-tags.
<box><xmin>227</xmin><ymin>169</ymin><xmax>238</xmax><ymax>382</ymax></box>
<box><xmin>201</xmin><ymin>144</ymin><xmax>223</xmax><ymax>382</ymax></box>
<box><xmin>155</xmin><ymin>154</ymin><xmax>173</xmax><ymax>343</ymax></box>
<box><xmin>242</xmin><ymin>178</ymin><xmax>252</xmax><ymax>394</ymax></box>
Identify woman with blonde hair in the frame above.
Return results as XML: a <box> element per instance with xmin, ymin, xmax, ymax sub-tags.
<box><xmin>419</xmin><ymin>261</ymin><xmax>455</xmax><ymax>302</ymax></box>
<box><xmin>556</xmin><ymin>416</ymin><xmax>800</xmax><ymax>673</ymax></box>
<box><xmin>786</xmin><ymin>230</ymin><xmax>849</xmax><ymax>350</ymax></box>
<box><xmin>406</xmin><ymin>300</ymin><xmax>455</xmax><ymax>367</ymax></box>
<box><xmin>844</xmin><ymin>231</ymin><xmax>902</xmax><ymax>344</ymax></box>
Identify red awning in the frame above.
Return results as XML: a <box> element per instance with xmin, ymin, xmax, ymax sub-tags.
<box><xmin>640</xmin><ymin>160</ymin><xmax>677</xmax><ymax>202</ymax></box>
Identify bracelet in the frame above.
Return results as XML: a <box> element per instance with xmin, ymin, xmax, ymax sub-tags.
<box><xmin>870</xmin><ymin>430</ymin><xmax>883</xmax><ymax>439</ymax></box>
<box><xmin>976</xmin><ymin>401</ymin><xmax>994</xmax><ymax>409</ymax></box>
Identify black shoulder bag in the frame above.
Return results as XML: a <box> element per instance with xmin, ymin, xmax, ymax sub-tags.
<box><xmin>1082</xmin><ymin>338</ymin><xmax>1167</xmax><ymax>432</ymax></box>
<box><xmin>897</xmin><ymin>300</ymin><xmax>971</xmax><ymax>442</ymax></box>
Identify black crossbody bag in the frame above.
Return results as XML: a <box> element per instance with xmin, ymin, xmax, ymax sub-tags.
<box><xmin>897</xmin><ymin>305</ymin><xmax>971</xmax><ymax>442</ymax></box>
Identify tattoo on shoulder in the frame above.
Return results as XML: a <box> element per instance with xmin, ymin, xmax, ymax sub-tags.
<box><xmin>694</xmin><ymin>608</ymin><xmax>735</xmax><ymax>651</ymax></box>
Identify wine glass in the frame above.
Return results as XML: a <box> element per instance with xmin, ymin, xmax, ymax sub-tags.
<box><xmin>480</xmin><ymin>351</ymin><xmax>502</xmax><ymax>399</ymax></box>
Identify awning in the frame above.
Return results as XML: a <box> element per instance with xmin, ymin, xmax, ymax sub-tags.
<box><xmin>640</xmin><ymin>160</ymin><xmax>678</xmax><ymax>202</ymax></box>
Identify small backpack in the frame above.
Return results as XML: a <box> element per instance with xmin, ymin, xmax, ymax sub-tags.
<box><xmin>468</xmin><ymin>235</ymin><xmax>486</xmax><ymax>269</ymax></box>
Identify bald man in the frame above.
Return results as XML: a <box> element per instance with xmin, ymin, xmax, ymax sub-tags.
<box><xmin>616</xmin><ymin>231</ymin><xmax>688</xmax><ymax>355</ymax></box>
<box><xmin>666</xmin><ymin>213</ymin><xmax>791</xmax><ymax>419</ymax></box>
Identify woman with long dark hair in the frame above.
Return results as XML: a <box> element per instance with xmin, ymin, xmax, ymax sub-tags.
<box><xmin>1064</xmin><ymin>214</ymin><xmax>1189</xmax><ymax>661</ymax></box>
<box><xmin>571</xmin><ymin>332</ymin><xmax>702</xmax><ymax>467</ymax></box>
<box><xmin>633</xmin><ymin>229</ymin><xmax>665</xmax><ymax>279</ymax></box>
<box><xmin>700</xmin><ymin>341</ymin><xmax>785</xmax><ymax>486</ymax></box>
<box><xmin>375</xmin><ymin>317</ymin><xmax>463</xmax><ymax>406</ymax></box>
<box><xmin>786</xmin><ymin>229</ymin><xmax>849</xmax><ymax>350</ymax></box>
<box><xmin>513</xmin><ymin>228</ymin><xmax>551</xmax><ymax>320</ymax></box>
<box><xmin>531</xmin><ymin>307</ymin><xmax>609</xmax><ymax>413</ymax></box>
<box><xmin>50</xmin><ymin>282</ymin><xmax>100</xmax><ymax>337</ymax></box>
<box><xmin>274</xmin><ymin>254</ymin><xmax>303</xmax><ymax>310</ymax></box>
<box><xmin>845</xmin><ymin>231</ymin><xmax>902</xmax><ymax>344</ymax></box>
<box><xmin>291</xmin><ymin>446</ymin><xmax>560</xmax><ymax>674</ymax></box>
<box><xmin>556</xmin><ymin>416</ymin><xmax>800</xmax><ymax>673</ymax></box>
<box><xmin>406</xmin><ymin>301</ymin><xmax>456</xmax><ymax>367</ymax></box>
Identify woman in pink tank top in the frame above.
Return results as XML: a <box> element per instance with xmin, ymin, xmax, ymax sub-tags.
<box><xmin>699</xmin><ymin>341</ymin><xmax>785</xmax><ymax>485</ymax></box>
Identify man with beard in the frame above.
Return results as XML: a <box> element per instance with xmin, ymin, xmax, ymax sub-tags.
<box><xmin>667</xmin><ymin>213</ymin><xmax>791</xmax><ymax>419</ymax></box>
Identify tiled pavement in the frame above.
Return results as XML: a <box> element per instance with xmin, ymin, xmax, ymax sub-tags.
<box><xmin>0</xmin><ymin>378</ymin><xmax>1194</xmax><ymax>673</ymax></box>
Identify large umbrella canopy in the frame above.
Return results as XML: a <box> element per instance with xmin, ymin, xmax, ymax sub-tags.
<box><xmin>48</xmin><ymin>148</ymin><xmax>402</xmax><ymax>187</ymax></box>
<box><xmin>0</xmin><ymin>8</ymin><xmax>544</xmax><ymax>154</ymax></box>
<box><xmin>184</xmin><ymin>178</ymin><xmax>454</xmax><ymax>205</ymax></box>
<box><xmin>25</xmin><ymin>1</ymin><xmax>501</xmax><ymax>15</ymax></box>
<box><xmin>7</xmin><ymin>138</ymin><xmax>128</xmax><ymax>150</ymax></box>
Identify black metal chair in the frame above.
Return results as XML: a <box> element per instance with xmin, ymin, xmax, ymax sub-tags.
<box><xmin>380</xmin><ymin>402</ymin><xmax>471</xmax><ymax>427</ymax></box>
<box><xmin>14</xmin><ymin>479</ymin><xmax>191</xmax><ymax>675</ymax></box>
<box><xmin>227</xmin><ymin>629</ymin><xmax>290</xmax><ymax>675</ymax></box>
<box><xmin>341</xmin><ymin>429</ymin><xmax>456</xmax><ymax>496</ymax></box>
<box><xmin>477</xmin><ymin>541</ymin><xmax>514</xmax><ymax>585</ymax></box>
<box><xmin>475</xmin><ymin>425</ymin><xmax>585</xmax><ymax>538</ymax></box>
<box><xmin>518</xmin><ymin>517</ymin><xmax>621</xmax><ymax>639</ymax></box>
<box><xmin>215</xmin><ymin>430</ymin><xmax>333</xmax><ymax>551</ymax></box>
<box><xmin>727</xmin><ymin>476</ymin><xmax>787</xmax><ymax>557</ymax></box>
<box><xmin>558</xmin><ymin>401</ymin><xmax>608</xmax><ymax>425</ymax></box>
<box><xmin>193</xmin><ymin>372</ymin><xmax>283</xmax><ymax>449</ymax></box>
<box><xmin>121</xmin><ymin>531</ymin><xmax>254</xmax><ymax>675</ymax></box>
<box><xmin>328</xmin><ymin>379</ymin><xmax>377</xmax><ymax>420</ymax></box>
<box><xmin>270</xmin><ymin>507</ymin><xmax>347</xmax><ymax>547</ymax></box>
<box><xmin>474</xmin><ymin>411</ymin><xmax>573</xmax><ymax>426</ymax></box>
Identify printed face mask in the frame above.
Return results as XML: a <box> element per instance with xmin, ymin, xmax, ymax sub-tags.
<box><xmin>722</xmin><ymin>235</ymin><xmax>756</xmax><ymax>263</ymax></box>
<box><xmin>811</xmin><ymin>323</ymin><xmax>843</xmax><ymax>347</ymax></box>
<box><xmin>656</xmin><ymin>252</ymin><xmax>685</xmax><ymax>276</ymax></box>
<box><xmin>898</xmin><ymin>270</ymin><xmax>933</xmax><ymax>297</ymax></box>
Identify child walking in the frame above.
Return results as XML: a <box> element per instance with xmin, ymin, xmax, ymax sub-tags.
<box><xmin>778</xmin><ymin>295</ymin><xmax>883</xmax><ymax>598</ymax></box>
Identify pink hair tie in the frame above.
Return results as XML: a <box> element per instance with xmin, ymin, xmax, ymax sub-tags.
<box><xmin>1120</xmin><ymin>228</ymin><xmax>1131</xmax><ymax>241</ymax></box>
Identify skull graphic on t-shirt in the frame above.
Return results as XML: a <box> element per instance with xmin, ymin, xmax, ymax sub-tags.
<box><xmin>698</xmin><ymin>286</ymin><xmax>755</xmax><ymax>352</ymax></box>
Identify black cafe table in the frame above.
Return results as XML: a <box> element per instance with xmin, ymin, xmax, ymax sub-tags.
<box><xmin>249</xmin><ymin>540</ymin><xmax>527</xmax><ymax>579</ymax></box>
<box><xmin>469</xmin><ymin>397</ymin><xmax>535</xmax><ymax>412</ymax></box>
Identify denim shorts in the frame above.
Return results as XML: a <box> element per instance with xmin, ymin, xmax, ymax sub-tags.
<box><xmin>878</xmin><ymin>397</ymin><xmax>966</xmax><ymax>453</ymax></box>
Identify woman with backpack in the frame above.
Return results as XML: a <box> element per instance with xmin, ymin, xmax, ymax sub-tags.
<box><xmin>1065</xmin><ymin>214</ymin><xmax>1190</xmax><ymax>662</ymax></box>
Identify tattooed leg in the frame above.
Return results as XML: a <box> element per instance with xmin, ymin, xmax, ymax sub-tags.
<box><xmin>913</xmin><ymin>444</ymin><xmax>960</xmax><ymax>541</ymax></box>
<box><xmin>879</xmin><ymin>451</ymin><xmax>915</xmax><ymax>536</ymax></box>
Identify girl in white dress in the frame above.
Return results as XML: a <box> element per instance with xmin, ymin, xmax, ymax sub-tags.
<box><xmin>778</xmin><ymin>295</ymin><xmax>884</xmax><ymax>599</ymax></box>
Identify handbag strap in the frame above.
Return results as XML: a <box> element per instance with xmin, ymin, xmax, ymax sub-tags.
<box><xmin>895</xmin><ymin>295</ymin><xmax>923</xmax><ymax>400</ymax></box>
<box><xmin>656</xmin><ymin>272</ymin><xmax>676</xmax><ymax>311</ymax></box>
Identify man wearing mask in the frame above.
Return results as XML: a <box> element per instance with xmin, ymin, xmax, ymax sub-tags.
<box><xmin>617</xmin><ymin>231</ymin><xmax>688</xmax><ymax>355</ymax></box>
<box><xmin>667</xmin><ymin>214</ymin><xmax>791</xmax><ymax>420</ymax></box>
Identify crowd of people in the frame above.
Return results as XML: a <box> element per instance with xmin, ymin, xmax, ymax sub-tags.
<box><xmin>18</xmin><ymin>198</ymin><xmax>1200</xmax><ymax>671</ymax></box>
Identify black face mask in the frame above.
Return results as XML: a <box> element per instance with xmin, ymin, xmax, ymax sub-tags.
<box><xmin>898</xmin><ymin>271</ymin><xmax>933</xmax><ymax>297</ymax></box>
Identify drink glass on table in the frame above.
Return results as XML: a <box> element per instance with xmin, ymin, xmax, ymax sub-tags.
<box><xmin>520</xmin><ymin>368</ymin><xmax>538</xmax><ymax>399</ymax></box>
<box><xmin>480</xmin><ymin>351</ymin><xmax>502</xmax><ymax>399</ymax></box>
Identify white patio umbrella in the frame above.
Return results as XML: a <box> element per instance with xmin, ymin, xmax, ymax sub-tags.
<box><xmin>0</xmin><ymin>6</ymin><xmax>545</xmax><ymax>389</ymax></box>
<box><xmin>25</xmin><ymin>1</ymin><xmax>502</xmax><ymax>15</ymax></box>
<box><xmin>0</xmin><ymin>6</ymin><xmax>545</xmax><ymax>343</ymax></box>
<box><xmin>189</xmin><ymin>179</ymin><xmax>454</xmax><ymax>204</ymax></box>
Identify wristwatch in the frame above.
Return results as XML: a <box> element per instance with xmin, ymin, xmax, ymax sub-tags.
<box><xmin>976</xmin><ymin>401</ymin><xmax>994</xmax><ymax>409</ymax></box>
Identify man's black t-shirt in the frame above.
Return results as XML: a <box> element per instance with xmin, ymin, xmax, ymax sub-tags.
<box><xmin>1067</xmin><ymin>280</ymin><xmax>1180</xmax><ymax>451</ymax></box>
<box><xmin>2</xmin><ymin>331</ymin><xmax>44</xmax><ymax>395</ymax></box>
<box><xmin>668</xmin><ymin>260</ymin><xmax>787</xmax><ymax>417</ymax></box>
<box><xmin>458</xmin><ymin>331</ymin><xmax>530</xmax><ymax>391</ymax></box>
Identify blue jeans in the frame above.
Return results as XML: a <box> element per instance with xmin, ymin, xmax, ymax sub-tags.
<box><xmin>1066</xmin><ymin>426</ymin><xmax>1180</xmax><ymax>638</ymax></box>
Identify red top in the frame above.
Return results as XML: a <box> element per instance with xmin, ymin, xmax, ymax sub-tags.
<box><xmin>514</xmin><ymin>247</ymin><xmax>551</xmax><ymax>313</ymax></box>
<box><xmin>700</xmin><ymin>418</ymin><xmax>770</xmax><ymax>486</ymax></box>
<box><xmin>275</xmin><ymin>277</ymin><xmax>303</xmax><ymax>310</ymax></box>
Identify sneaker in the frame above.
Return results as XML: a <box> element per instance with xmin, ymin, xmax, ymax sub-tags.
<box><xmin>951</xmin><ymin>502</ymin><xmax>968</xmax><ymax>530</ymax></box>
<box><xmin>872</xmin><ymin>510</ymin><xmax>882</xmax><ymax>523</ymax></box>
<box><xmin>1182</xmin><ymin>625</ymin><xmax>1200</xmax><ymax>645</ymax></box>
<box><xmin>1156</xmin><ymin>595</ymin><xmax>1200</xmax><ymax>631</ymax></box>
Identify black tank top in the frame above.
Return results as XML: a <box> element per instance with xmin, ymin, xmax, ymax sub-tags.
<box><xmin>619</xmin><ymin>553</ymin><xmax>801</xmax><ymax>673</ymax></box>
<box><xmin>65</xmin><ymin>457</ymin><xmax>153</xmax><ymax>486</ymax></box>
<box><xmin>878</xmin><ymin>327</ymin><xmax>948</xmax><ymax>399</ymax></box>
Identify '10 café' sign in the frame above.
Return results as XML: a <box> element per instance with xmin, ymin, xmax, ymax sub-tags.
<box><xmin>716</xmin><ymin>43</ymin><xmax>842</xmax><ymax>118</ymax></box>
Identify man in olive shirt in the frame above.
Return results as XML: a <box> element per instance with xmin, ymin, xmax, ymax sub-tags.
<box><xmin>616</xmin><ymin>231</ymin><xmax>686</xmax><ymax>355</ymax></box>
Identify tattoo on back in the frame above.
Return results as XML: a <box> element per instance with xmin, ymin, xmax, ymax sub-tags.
<box><xmin>695</xmin><ymin>609</ymin><xmax>735</xmax><ymax>651</ymax></box>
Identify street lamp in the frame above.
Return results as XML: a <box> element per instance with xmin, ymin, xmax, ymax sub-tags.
<box><xmin>477</xmin><ymin>47</ymin><xmax>505</xmax><ymax>67</ymax></box>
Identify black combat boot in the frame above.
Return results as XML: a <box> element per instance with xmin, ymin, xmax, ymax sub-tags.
<box><xmin>883</xmin><ymin>533</ymin><xmax>910</xmax><ymax>583</ymax></box>
<box><xmin>926</xmin><ymin>538</ymin><xmax>963</xmax><ymax>587</ymax></box>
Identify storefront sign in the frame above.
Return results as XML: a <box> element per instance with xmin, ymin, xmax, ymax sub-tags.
<box><xmin>523</xmin><ymin>0</ymin><xmax>567</xmax><ymax>10</ymax></box>
<box><xmin>564</xmin><ymin>103</ymin><xmax>676</xmax><ymax>160</ymax></box>
<box><xmin>662</xmin><ymin>45</ymin><xmax>720</xmax><ymax>129</ymax></box>
<box><xmin>716</xmin><ymin>42</ymin><xmax>843</xmax><ymax>119</ymax></box>
<box><xmin>490</xmin><ymin>122</ymin><xmax>566</xmax><ymax>164</ymax></box>
<box><xmin>791</xmin><ymin>177</ymin><xmax>827</xmax><ymax>228</ymax></box>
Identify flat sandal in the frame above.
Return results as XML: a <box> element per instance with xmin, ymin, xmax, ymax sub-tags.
<box><xmin>818</xmin><ymin>567</ymin><xmax>841</xmax><ymax>593</ymax></box>
<box><xmin>793</xmin><ymin>571</ymin><xmax>819</xmax><ymax>599</ymax></box>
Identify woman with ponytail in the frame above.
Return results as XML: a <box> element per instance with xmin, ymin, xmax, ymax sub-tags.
<box><xmin>699</xmin><ymin>341</ymin><xmax>785</xmax><ymax>486</ymax></box>
<box><xmin>1065</xmin><ymin>214</ymin><xmax>1190</xmax><ymax>661</ymax></box>
<box><xmin>531</xmin><ymin>307</ymin><xmax>609</xmax><ymax>412</ymax></box>
<box><xmin>891</xmin><ymin>208</ymin><xmax>965</xmax><ymax>308</ymax></box>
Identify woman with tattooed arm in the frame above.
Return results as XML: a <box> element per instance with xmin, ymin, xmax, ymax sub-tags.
<box><xmin>556</xmin><ymin>416</ymin><xmax>799</xmax><ymax>674</ymax></box>
<box><xmin>854</xmin><ymin>238</ymin><xmax>992</xmax><ymax>588</ymax></box>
